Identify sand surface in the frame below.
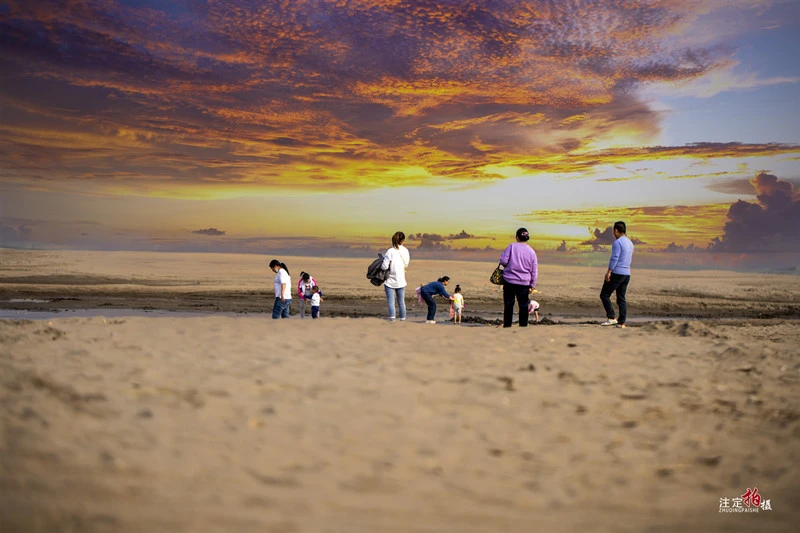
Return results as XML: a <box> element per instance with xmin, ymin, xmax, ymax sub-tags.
<box><xmin>1</xmin><ymin>250</ymin><xmax>799</xmax><ymax>320</ymax></box>
<box><xmin>1</xmin><ymin>316</ymin><xmax>799</xmax><ymax>532</ymax></box>
<box><xmin>1</xmin><ymin>249</ymin><xmax>799</xmax><ymax>531</ymax></box>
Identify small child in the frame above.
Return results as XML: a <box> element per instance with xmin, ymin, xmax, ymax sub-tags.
<box><xmin>451</xmin><ymin>284</ymin><xmax>465</xmax><ymax>325</ymax></box>
<box><xmin>528</xmin><ymin>299</ymin><xmax>540</xmax><ymax>323</ymax></box>
<box><xmin>310</xmin><ymin>286</ymin><xmax>322</xmax><ymax>319</ymax></box>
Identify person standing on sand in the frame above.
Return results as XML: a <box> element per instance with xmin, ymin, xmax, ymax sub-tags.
<box><xmin>600</xmin><ymin>221</ymin><xmax>634</xmax><ymax>328</ymax></box>
<box><xmin>297</xmin><ymin>271</ymin><xmax>318</xmax><ymax>319</ymax></box>
<box><xmin>499</xmin><ymin>228</ymin><xmax>538</xmax><ymax>328</ymax></box>
<box><xmin>420</xmin><ymin>276</ymin><xmax>453</xmax><ymax>324</ymax></box>
<box><xmin>382</xmin><ymin>231</ymin><xmax>411</xmax><ymax>322</ymax></box>
<box><xmin>269</xmin><ymin>259</ymin><xmax>292</xmax><ymax>319</ymax></box>
<box><xmin>451</xmin><ymin>284</ymin><xmax>465</xmax><ymax>325</ymax></box>
<box><xmin>310</xmin><ymin>286</ymin><xmax>322</xmax><ymax>319</ymax></box>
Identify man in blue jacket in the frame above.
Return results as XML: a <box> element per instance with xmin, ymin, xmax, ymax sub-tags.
<box><xmin>600</xmin><ymin>221</ymin><xmax>634</xmax><ymax>328</ymax></box>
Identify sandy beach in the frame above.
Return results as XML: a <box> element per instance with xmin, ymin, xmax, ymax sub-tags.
<box><xmin>1</xmin><ymin>250</ymin><xmax>799</xmax><ymax>532</ymax></box>
<box><xmin>1</xmin><ymin>316</ymin><xmax>799</xmax><ymax>532</ymax></box>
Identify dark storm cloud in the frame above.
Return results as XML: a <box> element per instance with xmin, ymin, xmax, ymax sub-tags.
<box><xmin>660</xmin><ymin>242</ymin><xmax>699</xmax><ymax>253</ymax></box>
<box><xmin>709</xmin><ymin>173</ymin><xmax>800</xmax><ymax>252</ymax></box>
<box><xmin>408</xmin><ymin>232</ymin><xmax>448</xmax><ymax>250</ymax></box>
<box><xmin>191</xmin><ymin>227</ymin><xmax>226</xmax><ymax>236</ymax></box>
<box><xmin>0</xmin><ymin>224</ymin><xmax>33</xmax><ymax>245</ymax></box>
<box><xmin>581</xmin><ymin>226</ymin><xmax>645</xmax><ymax>251</ymax></box>
<box><xmin>446</xmin><ymin>230</ymin><xmax>478</xmax><ymax>240</ymax></box>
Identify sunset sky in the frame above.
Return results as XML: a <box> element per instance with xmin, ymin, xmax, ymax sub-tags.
<box><xmin>1</xmin><ymin>0</ymin><xmax>799</xmax><ymax>261</ymax></box>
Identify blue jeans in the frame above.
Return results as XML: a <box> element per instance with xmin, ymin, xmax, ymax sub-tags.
<box><xmin>272</xmin><ymin>298</ymin><xmax>291</xmax><ymax>319</ymax></box>
<box><xmin>384</xmin><ymin>286</ymin><xmax>406</xmax><ymax>320</ymax></box>
<box><xmin>421</xmin><ymin>291</ymin><xmax>436</xmax><ymax>321</ymax></box>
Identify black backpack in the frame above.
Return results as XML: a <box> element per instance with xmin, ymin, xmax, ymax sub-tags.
<box><xmin>366</xmin><ymin>253</ymin><xmax>389</xmax><ymax>286</ymax></box>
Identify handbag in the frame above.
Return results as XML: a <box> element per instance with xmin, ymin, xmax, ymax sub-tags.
<box><xmin>490</xmin><ymin>263</ymin><xmax>504</xmax><ymax>285</ymax></box>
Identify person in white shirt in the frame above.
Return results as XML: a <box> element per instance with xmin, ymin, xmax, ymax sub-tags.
<box><xmin>269</xmin><ymin>259</ymin><xmax>292</xmax><ymax>319</ymax></box>
<box><xmin>381</xmin><ymin>231</ymin><xmax>411</xmax><ymax>322</ymax></box>
<box><xmin>310</xmin><ymin>285</ymin><xmax>322</xmax><ymax>319</ymax></box>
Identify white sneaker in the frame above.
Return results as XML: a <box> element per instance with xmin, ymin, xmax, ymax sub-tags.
<box><xmin>601</xmin><ymin>318</ymin><xmax>618</xmax><ymax>326</ymax></box>
<box><xmin>426</xmin><ymin>320</ymin><xmax>436</xmax><ymax>324</ymax></box>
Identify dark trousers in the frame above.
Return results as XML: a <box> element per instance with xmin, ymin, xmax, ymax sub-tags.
<box><xmin>311</xmin><ymin>306</ymin><xmax>319</xmax><ymax>319</ymax></box>
<box><xmin>503</xmin><ymin>282</ymin><xmax>530</xmax><ymax>328</ymax></box>
<box><xmin>421</xmin><ymin>292</ymin><xmax>437</xmax><ymax>321</ymax></box>
<box><xmin>600</xmin><ymin>274</ymin><xmax>630</xmax><ymax>324</ymax></box>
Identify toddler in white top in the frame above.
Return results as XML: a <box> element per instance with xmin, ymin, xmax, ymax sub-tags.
<box><xmin>451</xmin><ymin>285</ymin><xmax>465</xmax><ymax>325</ymax></box>
<box><xmin>528</xmin><ymin>299</ymin><xmax>540</xmax><ymax>323</ymax></box>
<box><xmin>310</xmin><ymin>286</ymin><xmax>322</xmax><ymax>319</ymax></box>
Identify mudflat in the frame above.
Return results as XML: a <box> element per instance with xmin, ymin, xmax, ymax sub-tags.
<box><xmin>1</xmin><ymin>250</ymin><xmax>798</xmax><ymax>320</ymax></box>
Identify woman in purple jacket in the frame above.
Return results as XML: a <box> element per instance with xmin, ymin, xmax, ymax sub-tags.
<box><xmin>499</xmin><ymin>228</ymin><xmax>538</xmax><ymax>328</ymax></box>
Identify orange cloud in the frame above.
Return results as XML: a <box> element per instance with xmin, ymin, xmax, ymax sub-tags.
<box><xmin>0</xmin><ymin>0</ymin><xmax>794</xmax><ymax>196</ymax></box>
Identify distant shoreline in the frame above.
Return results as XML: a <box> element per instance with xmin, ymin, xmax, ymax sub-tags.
<box><xmin>2</xmin><ymin>246</ymin><xmax>799</xmax><ymax>272</ymax></box>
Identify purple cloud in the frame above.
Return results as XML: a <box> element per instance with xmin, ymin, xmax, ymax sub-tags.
<box><xmin>709</xmin><ymin>173</ymin><xmax>800</xmax><ymax>252</ymax></box>
<box><xmin>191</xmin><ymin>227</ymin><xmax>226</xmax><ymax>236</ymax></box>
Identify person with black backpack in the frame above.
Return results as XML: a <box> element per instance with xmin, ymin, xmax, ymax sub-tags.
<box><xmin>381</xmin><ymin>231</ymin><xmax>410</xmax><ymax>322</ymax></box>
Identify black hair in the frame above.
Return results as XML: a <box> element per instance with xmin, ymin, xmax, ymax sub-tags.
<box><xmin>312</xmin><ymin>285</ymin><xmax>319</xmax><ymax>292</ymax></box>
<box><xmin>269</xmin><ymin>259</ymin><xmax>289</xmax><ymax>274</ymax></box>
<box><xmin>301</xmin><ymin>272</ymin><xmax>310</xmax><ymax>281</ymax></box>
<box><xmin>516</xmin><ymin>227</ymin><xmax>530</xmax><ymax>242</ymax></box>
<box><xmin>438</xmin><ymin>276</ymin><xmax>450</xmax><ymax>283</ymax></box>
<box><xmin>392</xmin><ymin>231</ymin><xmax>406</xmax><ymax>249</ymax></box>
<box><xmin>454</xmin><ymin>284</ymin><xmax>461</xmax><ymax>293</ymax></box>
<box><xmin>613</xmin><ymin>221</ymin><xmax>627</xmax><ymax>234</ymax></box>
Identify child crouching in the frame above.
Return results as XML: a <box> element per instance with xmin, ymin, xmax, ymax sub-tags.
<box><xmin>528</xmin><ymin>299</ymin><xmax>540</xmax><ymax>323</ymax></box>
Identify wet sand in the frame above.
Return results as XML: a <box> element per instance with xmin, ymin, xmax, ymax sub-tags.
<box><xmin>1</xmin><ymin>250</ymin><xmax>799</xmax><ymax>321</ymax></box>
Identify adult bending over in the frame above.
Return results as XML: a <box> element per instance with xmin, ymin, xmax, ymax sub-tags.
<box><xmin>382</xmin><ymin>231</ymin><xmax>411</xmax><ymax>322</ymax></box>
<box><xmin>420</xmin><ymin>276</ymin><xmax>452</xmax><ymax>324</ymax></box>
<box><xmin>499</xmin><ymin>228</ymin><xmax>538</xmax><ymax>328</ymax></box>
<box><xmin>269</xmin><ymin>259</ymin><xmax>292</xmax><ymax>319</ymax></box>
<box><xmin>600</xmin><ymin>221</ymin><xmax>634</xmax><ymax>328</ymax></box>
<box><xmin>297</xmin><ymin>271</ymin><xmax>318</xmax><ymax>319</ymax></box>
